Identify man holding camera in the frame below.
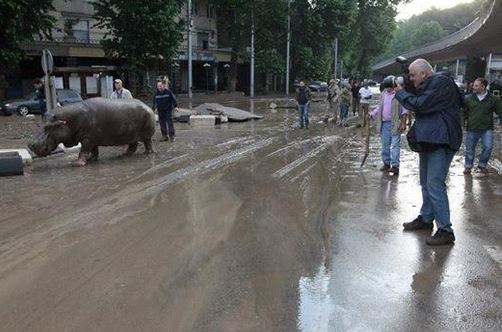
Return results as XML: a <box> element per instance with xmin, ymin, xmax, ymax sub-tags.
<box><xmin>395</xmin><ymin>59</ymin><xmax>463</xmax><ymax>246</ymax></box>
<box><xmin>370</xmin><ymin>76</ymin><xmax>408</xmax><ymax>175</ymax></box>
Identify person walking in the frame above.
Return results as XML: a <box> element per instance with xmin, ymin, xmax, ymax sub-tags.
<box><xmin>110</xmin><ymin>79</ymin><xmax>133</xmax><ymax>99</ymax></box>
<box><xmin>327</xmin><ymin>79</ymin><xmax>340</xmax><ymax>124</ymax></box>
<box><xmin>359</xmin><ymin>82</ymin><xmax>372</xmax><ymax>126</ymax></box>
<box><xmin>339</xmin><ymin>83</ymin><xmax>352</xmax><ymax>127</ymax></box>
<box><xmin>395</xmin><ymin>59</ymin><xmax>463</xmax><ymax>246</ymax></box>
<box><xmin>351</xmin><ymin>80</ymin><xmax>360</xmax><ymax>116</ymax></box>
<box><xmin>370</xmin><ymin>77</ymin><xmax>409</xmax><ymax>175</ymax></box>
<box><xmin>34</xmin><ymin>79</ymin><xmax>46</xmax><ymax>119</ymax></box>
<box><xmin>153</xmin><ymin>80</ymin><xmax>178</xmax><ymax>142</ymax></box>
<box><xmin>462</xmin><ymin>77</ymin><xmax>502</xmax><ymax>175</ymax></box>
<box><xmin>296</xmin><ymin>80</ymin><xmax>312</xmax><ymax>129</ymax></box>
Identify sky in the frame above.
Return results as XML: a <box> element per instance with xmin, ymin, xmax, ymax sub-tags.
<box><xmin>396</xmin><ymin>0</ymin><xmax>475</xmax><ymax>20</ymax></box>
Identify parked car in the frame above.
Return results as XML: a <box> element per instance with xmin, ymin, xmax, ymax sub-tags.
<box><xmin>308</xmin><ymin>81</ymin><xmax>328</xmax><ymax>92</ymax></box>
<box><xmin>0</xmin><ymin>89</ymin><xmax>83</xmax><ymax>116</ymax></box>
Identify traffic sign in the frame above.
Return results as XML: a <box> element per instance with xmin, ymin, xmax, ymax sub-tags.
<box><xmin>41</xmin><ymin>49</ymin><xmax>54</xmax><ymax>74</ymax></box>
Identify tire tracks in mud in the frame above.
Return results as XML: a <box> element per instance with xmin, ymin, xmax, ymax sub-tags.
<box><xmin>0</xmin><ymin>125</ymin><xmax>354</xmax><ymax>307</ymax></box>
<box><xmin>1</xmin><ymin>131</ymin><xmax>346</xmax><ymax>253</ymax></box>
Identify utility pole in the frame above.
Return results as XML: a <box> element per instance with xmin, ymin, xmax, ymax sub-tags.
<box><xmin>486</xmin><ymin>53</ymin><xmax>493</xmax><ymax>81</ymax></box>
<box><xmin>250</xmin><ymin>8</ymin><xmax>255</xmax><ymax>98</ymax></box>
<box><xmin>187</xmin><ymin>0</ymin><xmax>193</xmax><ymax>99</ymax></box>
<box><xmin>333</xmin><ymin>38</ymin><xmax>338</xmax><ymax>79</ymax></box>
<box><xmin>285</xmin><ymin>0</ymin><xmax>291</xmax><ymax>96</ymax></box>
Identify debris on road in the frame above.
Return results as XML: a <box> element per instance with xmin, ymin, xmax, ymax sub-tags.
<box><xmin>195</xmin><ymin>103</ymin><xmax>263</xmax><ymax>122</ymax></box>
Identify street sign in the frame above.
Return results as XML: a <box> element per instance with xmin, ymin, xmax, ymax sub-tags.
<box><xmin>41</xmin><ymin>49</ymin><xmax>54</xmax><ymax>74</ymax></box>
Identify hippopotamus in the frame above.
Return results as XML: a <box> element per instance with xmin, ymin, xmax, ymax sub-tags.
<box><xmin>29</xmin><ymin>97</ymin><xmax>155</xmax><ymax>166</ymax></box>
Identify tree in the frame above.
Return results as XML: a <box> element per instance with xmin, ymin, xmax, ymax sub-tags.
<box><xmin>92</xmin><ymin>0</ymin><xmax>183</xmax><ymax>84</ymax></box>
<box><xmin>342</xmin><ymin>0</ymin><xmax>407</xmax><ymax>78</ymax></box>
<box><xmin>410</xmin><ymin>21</ymin><xmax>447</xmax><ymax>47</ymax></box>
<box><xmin>0</xmin><ymin>0</ymin><xmax>56</xmax><ymax>66</ymax></box>
<box><xmin>291</xmin><ymin>0</ymin><xmax>357</xmax><ymax>82</ymax></box>
<box><xmin>209</xmin><ymin>0</ymin><xmax>248</xmax><ymax>91</ymax></box>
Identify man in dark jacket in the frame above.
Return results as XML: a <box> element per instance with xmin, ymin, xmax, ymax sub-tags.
<box><xmin>295</xmin><ymin>80</ymin><xmax>311</xmax><ymax>129</ymax></box>
<box><xmin>153</xmin><ymin>80</ymin><xmax>178</xmax><ymax>142</ymax></box>
<box><xmin>462</xmin><ymin>77</ymin><xmax>502</xmax><ymax>175</ymax></box>
<box><xmin>395</xmin><ymin>59</ymin><xmax>463</xmax><ymax>246</ymax></box>
<box><xmin>34</xmin><ymin>79</ymin><xmax>46</xmax><ymax>119</ymax></box>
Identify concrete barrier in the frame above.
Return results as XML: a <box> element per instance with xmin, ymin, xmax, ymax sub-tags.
<box><xmin>0</xmin><ymin>149</ymin><xmax>33</xmax><ymax>165</ymax></box>
<box><xmin>190</xmin><ymin>115</ymin><xmax>216</xmax><ymax>127</ymax></box>
<box><xmin>0</xmin><ymin>152</ymin><xmax>24</xmax><ymax>176</ymax></box>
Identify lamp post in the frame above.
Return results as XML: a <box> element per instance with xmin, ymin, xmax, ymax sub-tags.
<box><xmin>203</xmin><ymin>62</ymin><xmax>211</xmax><ymax>94</ymax></box>
<box><xmin>285</xmin><ymin>0</ymin><xmax>291</xmax><ymax>96</ymax></box>
<box><xmin>171</xmin><ymin>62</ymin><xmax>180</xmax><ymax>93</ymax></box>
<box><xmin>187</xmin><ymin>0</ymin><xmax>193</xmax><ymax>99</ymax></box>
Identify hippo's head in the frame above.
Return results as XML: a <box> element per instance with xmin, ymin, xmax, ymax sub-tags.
<box><xmin>28</xmin><ymin>115</ymin><xmax>74</xmax><ymax>157</ymax></box>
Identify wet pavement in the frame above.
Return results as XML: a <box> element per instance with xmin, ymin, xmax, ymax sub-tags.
<box><xmin>0</xmin><ymin>95</ymin><xmax>501</xmax><ymax>331</ymax></box>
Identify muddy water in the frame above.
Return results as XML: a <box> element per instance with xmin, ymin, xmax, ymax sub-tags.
<box><xmin>0</xmin><ymin>99</ymin><xmax>355</xmax><ymax>331</ymax></box>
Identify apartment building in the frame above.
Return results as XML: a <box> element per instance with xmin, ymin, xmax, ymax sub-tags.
<box><xmin>5</xmin><ymin>0</ymin><xmax>230</xmax><ymax>99</ymax></box>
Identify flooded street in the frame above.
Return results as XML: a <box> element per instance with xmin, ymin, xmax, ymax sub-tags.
<box><xmin>1</xmin><ymin>96</ymin><xmax>501</xmax><ymax>331</ymax></box>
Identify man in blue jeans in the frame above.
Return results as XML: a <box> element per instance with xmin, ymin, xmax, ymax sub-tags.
<box><xmin>462</xmin><ymin>77</ymin><xmax>502</xmax><ymax>175</ymax></box>
<box><xmin>395</xmin><ymin>59</ymin><xmax>463</xmax><ymax>246</ymax></box>
<box><xmin>295</xmin><ymin>80</ymin><xmax>311</xmax><ymax>129</ymax></box>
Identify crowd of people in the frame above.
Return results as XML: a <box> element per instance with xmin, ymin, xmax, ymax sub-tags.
<box><xmin>293</xmin><ymin>58</ymin><xmax>501</xmax><ymax>246</ymax></box>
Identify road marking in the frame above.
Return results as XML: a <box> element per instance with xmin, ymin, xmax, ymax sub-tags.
<box><xmin>484</xmin><ymin>245</ymin><xmax>502</xmax><ymax>269</ymax></box>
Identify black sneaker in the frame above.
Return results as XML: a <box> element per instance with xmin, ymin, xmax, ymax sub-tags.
<box><xmin>426</xmin><ymin>229</ymin><xmax>455</xmax><ymax>246</ymax></box>
<box><xmin>161</xmin><ymin>135</ymin><xmax>169</xmax><ymax>142</ymax></box>
<box><xmin>403</xmin><ymin>215</ymin><xmax>433</xmax><ymax>231</ymax></box>
<box><xmin>380</xmin><ymin>164</ymin><xmax>390</xmax><ymax>172</ymax></box>
<box><xmin>388</xmin><ymin>166</ymin><xmax>399</xmax><ymax>175</ymax></box>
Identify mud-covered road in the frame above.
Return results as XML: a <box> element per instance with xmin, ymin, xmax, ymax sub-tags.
<box><xmin>1</xmin><ymin>96</ymin><xmax>501</xmax><ymax>331</ymax></box>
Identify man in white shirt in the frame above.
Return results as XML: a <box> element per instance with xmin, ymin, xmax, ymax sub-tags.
<box><xmin>110</xmin><ymin>79</ymin><xmax>133</xmax><ymax>99</ymax></box>
<box><xmin>359</xmin><ymin>82</ymin><xmax>372</xmax><ymax>125</ymax></box>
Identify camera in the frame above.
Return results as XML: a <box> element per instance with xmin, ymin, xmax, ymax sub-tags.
<box><xmin>396</xmin><ymin>56</ymin><xmax>416</xmax><ymax>94</ymax></box>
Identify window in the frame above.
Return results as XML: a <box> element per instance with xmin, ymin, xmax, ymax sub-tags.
<box><xmin>197</xmin><ymin>32</ymin><xmax>209</xmax><ymax>50</ymax></box>
<box><xmin>69</xmin><ymin>74</ymin><xmax>81</xmax><ymax>92</ymax></box>
<box><xmin>206</xmin><ymin>4</ymin><xmax>213</xmax><ymax>18</ymax></box>
<box><xmin>86</xmin><ymin>76</ymin><xmax>98</xmax><ymax>94</ymax></box>
<box><xmin>192</xmin><ymin>0</ymin><xmax>198</xmax><ymax>15</ymax></box>
<box><xmin>63</xmin><ymin>17</ymin><xmax>90</xmax><ymax>43</ymax></box>
<box><xmin>73</xmin><ymin>20</ymin><xmax>90</xmax><ymax>43</ymax></box>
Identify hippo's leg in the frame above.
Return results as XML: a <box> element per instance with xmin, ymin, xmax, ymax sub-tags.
<box><xmin>143</xmin><ymin>138</ymin><xmax>155</xmax><ymax>154</ymax></box>
<box><xmin>75</xmin><ymin>139</ymin><xmax>93</xmax><ymax>166</ymax></box>
<box><xmin>124</xmin><ymin>142</ymin><xmax>138</xmax><ymax>156</ymax></box>
<box><xmin>88</xmin><ymin>146</ymin><xmax>99</xmax><ymax>162</ymax></box>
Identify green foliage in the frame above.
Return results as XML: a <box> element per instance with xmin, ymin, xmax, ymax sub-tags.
<box><xmin>342</xmin><ymin>0</ymin><xmax>405</xmax><ymax>78</ymax></box>
<box><xmin>374</xmin><ymin>0</ymin><xmax>486</xmax><ymax>64</ymax></box>
<box><xmin>0</xmin><ymin>0</ymin><xmax>56</xmax><ymax>67</ymax></box>
<box><xmin>291</xmin><ymin>0</ymin><xmax>357</xmax><ymax>81</ymax></box>
<box><xmin>410</xmin><ymin>21</ymin><xmax>447</xmax><ymax>47</ymax></box>
<box><xmin>92</xmin><ymin>0</ymin><xmax>183</xmax><ymax>73</ymax></box>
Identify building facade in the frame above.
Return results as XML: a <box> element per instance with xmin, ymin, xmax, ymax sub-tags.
<box><xmin>5</xmin><ymin>0</ymin><xmax>232</xmax><ymax>99</ymax></box>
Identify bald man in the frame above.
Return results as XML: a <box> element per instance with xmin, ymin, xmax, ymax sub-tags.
<box><xmin>395</xmin><ymin>58</ymin><xmax>463</xmax><ymax>246</ymax></box>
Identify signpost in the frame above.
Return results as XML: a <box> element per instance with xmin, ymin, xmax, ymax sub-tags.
<box><xmin>41</xmin><ymin>49</ymin><xmax>57</xmax><ymax>113</ymax></box>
